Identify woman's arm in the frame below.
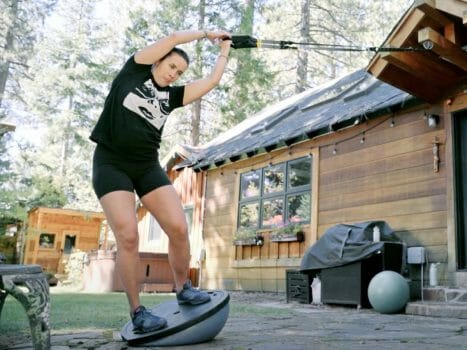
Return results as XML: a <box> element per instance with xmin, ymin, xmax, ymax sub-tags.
<box><xmin>134</xmin><ymin>30</ymin><xmax>227</xmax><ymax>65</ymax></box>
<box><xmin>182</xmin><ymin>36</ymin><xmax>231</xmax><ymax>105</ymax></box>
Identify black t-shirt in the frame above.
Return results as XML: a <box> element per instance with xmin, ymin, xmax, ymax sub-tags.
<box><xmin>90</xmin><ymin>55</ymin><xmax>185</xmax><ymax>161</ymax></box>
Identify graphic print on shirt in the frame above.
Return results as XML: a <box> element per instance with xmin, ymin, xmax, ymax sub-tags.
<box><xmin>123</xmin><ymin>79</ymin><xmax>170</xmax><ymax>130</ymax></box>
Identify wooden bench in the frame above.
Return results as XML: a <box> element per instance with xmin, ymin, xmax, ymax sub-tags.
<box><xmin>0</xmin><ymin>264</ymin><xmax>51</xmax><ymax>349</ymax></box>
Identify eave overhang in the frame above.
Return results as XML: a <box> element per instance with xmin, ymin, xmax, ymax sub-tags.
<box><xmin>367</xmin><ymin>0</ymin><xmax>467</xmax><ymax>104</ymax></box>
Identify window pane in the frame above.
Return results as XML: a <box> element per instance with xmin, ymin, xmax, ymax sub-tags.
<box><xmin>287</xmin><ymin>193</ymin><xmax>311</xmax><ymax>223</ymax></box>
<box><xmin>288</xmin><ymin>158</ymin><xmax>311</xmax><ymax>188</ymax></box>
<box><xmin>39</xmin><ymin>233</ymin><xmax>55</xmax><ymax>248</ymax></box>
<box><xmin>240</xmin><ymin>170</ymin><xmax>261</xmax><ymax>199</ymax></box>
<box><xmin>262</xmin><ymin>198</ymin><xmax>284</xmax><ymax>227</ymax></box>
<box><xmin>149</xmin><ymin>215</ymin><xmax>162</xmax><ymax>241</ymax></box>
<box><xmin>263</xmin><ymin>164</ymin><xmax>284</xmax><ymax>194</ymax></box>
<box><xmin>184</xmin><ymin>206</ymin><xmax>193</xmax><ymax>237</ymax></box>
<box><xmin>239</xmin><ymin>202</ymin><xmax>259</xmax><ymax>228</ymax></box>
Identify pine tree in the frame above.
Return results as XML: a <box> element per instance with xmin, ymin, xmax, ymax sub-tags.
<box><xmin>19</xmin><ymin>0</ymin><xmax>117</xmax><ymax>211</ymax></box>
<box><xmin>0</xmin><ymin>0</ymin><xmax>56</xmax><ymax>114</ymax></box>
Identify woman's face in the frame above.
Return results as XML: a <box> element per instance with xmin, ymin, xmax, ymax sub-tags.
<box><xmin>152</xmin><ymin>52</ymin><xmax>188</xmax><ymax>87</ymax></box>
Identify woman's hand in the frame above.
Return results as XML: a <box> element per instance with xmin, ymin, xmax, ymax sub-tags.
<box><xmin>205</xmin><ymin>30</ymin><xmax>232</xmax><ymax>45</ymax></box>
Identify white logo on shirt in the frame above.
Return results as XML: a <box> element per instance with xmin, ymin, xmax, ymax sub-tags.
<box><xmin>123</xmin><ymin>79</ymin><xmax>170</xmax><ymax>130</ymax></box>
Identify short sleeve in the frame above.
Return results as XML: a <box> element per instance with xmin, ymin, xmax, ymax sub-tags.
<box><xmin>169</xmin><ymin>85</ymin><xmax>185</xmax><ymax>110</ymax></box>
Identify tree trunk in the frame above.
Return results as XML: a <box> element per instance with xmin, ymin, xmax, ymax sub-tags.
<box><xmin>237</xmin><ymin>0</ymin><xmax>255</xmax><ymax>77</ymax></box>
<box><xmin>296</xmin><ymin>0</ymin><xmax>310</xmax><ymax>93</ymax></box>
<box><xmin>0</xmin><ymin>0</ymin><xmax>19</xmax><ymax>111</ymax></box>
<box><xmin>190</xmin><ymin>0</ymin><xmax>206</xmax><ymax>146</ymax></box>
<box><xmin>59</xmin><ymin>95</ymin><xmax>74</xmax><ymax>179</ymax></box>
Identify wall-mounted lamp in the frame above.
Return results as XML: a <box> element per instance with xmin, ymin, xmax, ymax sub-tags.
<box><xmin>426</xmin><ymin>114</ymin><xmax>440</xmax><ymax>128</ymax></box>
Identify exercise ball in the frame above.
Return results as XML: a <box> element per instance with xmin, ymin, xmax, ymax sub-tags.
<box><xmin>367</xmin><ymin>270</ymin><xmax>410</xmax><ymax>314</ymax></box>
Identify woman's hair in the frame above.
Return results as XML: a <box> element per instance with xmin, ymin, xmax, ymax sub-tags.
<box><xmin>161</xmin><ymin>47</ymin><xmax>190</xmax><ymax>65</ymax></box>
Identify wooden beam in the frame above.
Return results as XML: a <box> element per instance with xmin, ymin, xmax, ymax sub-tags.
<box><xmin>389</xmin><ymin>8</ymin><xmax>426</xmax><ymax>47</ymax></box>
<box><xmin>367</xmin><ymin>54</ymin><xmax>388</xmax><ymax>78</ymax></box>
<box><xmin>415</xmin><ymin>1</ymin><xmax>453</xmax><ymax>26</ymax></box>
<box><xmin>418</xmin><ymin>27</ymin><xmax>467</xmax><ymax>71</ymax></box>
<box><xmin>434</xmin><ymin>0</ymin><xmax>467</xmax><ymax>20</ymax></box>
<box><xmin>378</xmin><ymin>64</ymin><xmax>443</xmax><ymax>103</ymax></box>
<box><xmin>444</xmin><ymin>22</ymin><xmax>457</xmax><ymax>43</ymax></box>
<box><xmin>380</xmin><ymin>51</ymin><xmax>457</xmax><ymax>87</ymax></box>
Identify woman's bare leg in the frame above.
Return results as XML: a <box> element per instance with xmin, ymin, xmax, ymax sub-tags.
<box><xmin>99</xmin><ymin>190</ymin><xmax>141</xmax><ymax>313</ymax></box>
<box><xmin>140</xmin><ymin>185</ymin><xmax>190</xmax><ymax>291</ymax></box>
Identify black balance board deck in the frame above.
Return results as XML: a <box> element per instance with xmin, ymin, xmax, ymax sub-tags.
<box><xmin>121</xmin><ymin>290</ymin><xmax>230</xmax><ymax>346</ymax></box>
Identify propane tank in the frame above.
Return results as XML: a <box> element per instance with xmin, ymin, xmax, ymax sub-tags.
<box><xmin>429</xmin><ymin>263</ymin><xmax>440</xmax><ymax>287</ymax></box>
<box><xmin>372</xmin><ymin>226</ymin><xmax>381</xmax><ymax>242</ymax></box>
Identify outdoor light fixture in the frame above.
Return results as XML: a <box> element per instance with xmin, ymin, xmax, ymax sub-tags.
<box><xmin>426</xmin><ymin>114</ymin><xmax>440</xmax><ymax>128</ymax></box>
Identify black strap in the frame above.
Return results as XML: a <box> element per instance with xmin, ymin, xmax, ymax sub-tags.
<box><xmin>230</xmin><ymin>35</ymin><xmax>429</xmax><ymax>52</ymax></box>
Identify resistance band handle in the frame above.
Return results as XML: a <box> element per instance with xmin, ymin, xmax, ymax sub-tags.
<box><xmin>229</xmin><ymin>35</ymin><xmax>259</xmax><ymax>49</ymax></box>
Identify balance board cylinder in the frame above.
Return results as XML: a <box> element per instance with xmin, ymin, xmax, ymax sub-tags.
<box><xmin>120</xmin><ymin>290</ymin><xmax>230</xmax><ymax>346</ymax></box>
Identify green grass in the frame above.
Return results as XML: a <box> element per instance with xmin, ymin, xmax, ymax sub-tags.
<box><xmin>0</xmin><ymin>292</ymin><xmax>173</xmax><ymax>335</ymax></box>
<box><xmin>0</xmin><ymin>291</ymin><xmax>293</xmax><ymax>343</ymax></box>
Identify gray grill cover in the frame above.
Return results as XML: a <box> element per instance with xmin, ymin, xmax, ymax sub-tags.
<box><xmin>300</xmin><ymin>221</ymin><xmax>400</xmax><ymax>271</ymax></box>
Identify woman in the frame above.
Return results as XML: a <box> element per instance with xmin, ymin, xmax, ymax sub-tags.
<box><xmin>90</xmin><ymin>29</ymin><xmax>232</xmax><ymax>333</ymax></box>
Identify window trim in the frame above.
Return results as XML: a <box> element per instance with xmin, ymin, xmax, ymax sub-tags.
<box><xmin>237</xmin><ymin>155</ymin><xmax>314</xmax><ymax>230</ymax></box>
<box><xmin>38</xmin><ymin>232</ymin><xmax>56</xmax><ymax>250</ymax></box>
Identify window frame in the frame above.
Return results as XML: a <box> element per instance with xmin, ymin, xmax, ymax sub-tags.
<box><xmin>237</xmin><ymin>156</ymin><xmax>312</xmax><ymax>230</ymax></box>
<box><xmin>38</xmin><ymin>232</ymin><xmax>56</xmax><ymax>250</ymax></box>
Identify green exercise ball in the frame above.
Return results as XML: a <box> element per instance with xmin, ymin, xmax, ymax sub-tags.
<box><xmin>367</xmin><ymin>270</ymin><xmax>410</xmax><ymax>314</ymax></box>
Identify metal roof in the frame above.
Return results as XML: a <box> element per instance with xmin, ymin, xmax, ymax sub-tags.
<box><xmin>178</xmin><ymin>69</ymin><xmax>419</xmax><ymax>171</ymax></box>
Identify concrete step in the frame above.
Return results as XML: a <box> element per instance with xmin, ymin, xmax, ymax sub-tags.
<box><xmin>423</xmin><ymin>286</ymin><xmax>467</xmax><ymax>303</ymax></box>
<box><xmin>406</xmin><ymin>301</ymin><xmax>467</xmax><ymax>319</ymax></box>
<box><xmin>405</xmin><ymin>286</ymin><xmax>467</xmax><ymax>319</ymax></box>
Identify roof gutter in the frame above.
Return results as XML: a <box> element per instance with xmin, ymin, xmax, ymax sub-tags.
<box><xmin>190</xmin><ymin>95</ymin><xmax>421</xmax><ymax>172</ymax></box>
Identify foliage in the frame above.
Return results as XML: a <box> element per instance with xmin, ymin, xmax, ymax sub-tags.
<box><xmin>0</xmin><ymin>0</ymin><xmax>413</xmax><ymax>215</ymax></box>
<box><xmin>0</xmin><ymin>235</ymin><xmax>17</xmax><ymax>263</ymax></box>
<box><xmin>233</xmin><ymin>227</ymin><xmax>264</xmax><ymax>245</ymax></box>
<box><xmin>233</xmin><ymin>227</ymin><xmax>258</xmax><ymax>240</ymax></box>
<box><xmin>270</xmin><ymin>223</ymin><xmax>304</xmax><ymax>241</ymax></box>
<box><xmin>0</xmin><ymin>0</ymin><xmax>56</xmax><ymax>113</ymax></box>
<box><xmin>0</xmin><ymin>170</ymin><xmax>67</xmax><ymax>225</ymax></box>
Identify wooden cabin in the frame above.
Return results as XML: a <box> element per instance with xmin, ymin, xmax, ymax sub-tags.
<box><xmin>171</xmin><ymin>0</ymin><xmax>467</xmax><ymax>292</ymax></box>
<box><xmin>23</xmin><ymin>207</ymin><xmax>105</xmax><ymax>273</ymax></box>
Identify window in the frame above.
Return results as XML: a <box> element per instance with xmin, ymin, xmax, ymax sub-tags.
<box><xmin>148</xmin><ymin>215</ymin><xmax>162</xmax><ymax>241</ymax></box>
<box><xmin>184</xmin><ymin>205</ymin><xmax>194</xmax><ymax>238</ymax></box>
<box><xmin>39</xmin><ymin>233</ymin><xmax>55</xmax><ymax>249</ymax></box>
<box><xmin>238</xmin><ymin>156</ymin><xmax>312</xmax><ymax>230</ymax></box>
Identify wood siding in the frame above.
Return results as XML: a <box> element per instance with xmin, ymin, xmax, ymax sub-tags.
<box><xmin>24</xmin><ymin>208</ymin><xmax>105</xmax><ymax>273</ymax></box>
<box><xmin>202</xmin><ymin>147</ymin><xmax>318</xmax><ymax>292</ymax></box>
<box><xmin>319</xmin><ymin>108</ymin><xmax>447</xmax><ymax>263</ymax></box>
<box><xmin>201</xmin><ymin>103</ymin><xmax>460</xmax><ymax>291</ymax></box>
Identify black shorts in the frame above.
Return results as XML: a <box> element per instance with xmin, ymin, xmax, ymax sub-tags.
<box><xmin>92</xmin><ymin>144</ymin><xmax>171</xmax><ymax>199</ymax></box>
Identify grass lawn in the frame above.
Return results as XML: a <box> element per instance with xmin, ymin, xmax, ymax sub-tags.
<box><xmin>0</xmin><ymin>291</ymin><xmax>173</xmax><ymax>342</ymax></box>
<box><xmin>0</xmin><ymin>289</ymin><xmax>292</xmax><ymax>343</ymax></box>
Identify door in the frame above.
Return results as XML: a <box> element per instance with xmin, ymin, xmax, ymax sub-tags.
<box><xmin>63</xmin><ymin>234</ymin><xmax>76</xmax><ymax>254</ymax></box>
<box><xmin>453</xmin><ymin>109</ymin><xmax>467</xmax><ymax>270</ymax></box>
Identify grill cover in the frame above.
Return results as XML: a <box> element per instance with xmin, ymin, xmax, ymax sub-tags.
<box><xmin>300</xmin><ymin>221</ymin><xmax>400</xmax><ymax>272</ymax></box>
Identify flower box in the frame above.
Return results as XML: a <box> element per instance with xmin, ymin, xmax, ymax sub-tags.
<box><xmin>233</xmin><ymin>237</ymin><xmax>264</xmax><ymax>246</ymax></box>
<box><xmin>233</xmin><ymin>228</ymin><xmax>264</xmax><ymax>246</ymax></box>
<box><xmin>270</xmin><ymin>231</ymin><xmax>305</xmax><ymax>242</ymax></box>
<box><xmin>270</xmin><ymin>224</ymin><xmax>305</xmax><ymax>242</ymax></box>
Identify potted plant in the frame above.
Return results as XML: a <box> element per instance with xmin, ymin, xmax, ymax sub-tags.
<box><xmin>233</xmin><ymin>227</ymin><xmax>264</xmax><ymax>246</ymax></box>
<box><xmin>270</xmin><ymin>223</ymin><xmax>305</xmax><ymax>242</ymax></box>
